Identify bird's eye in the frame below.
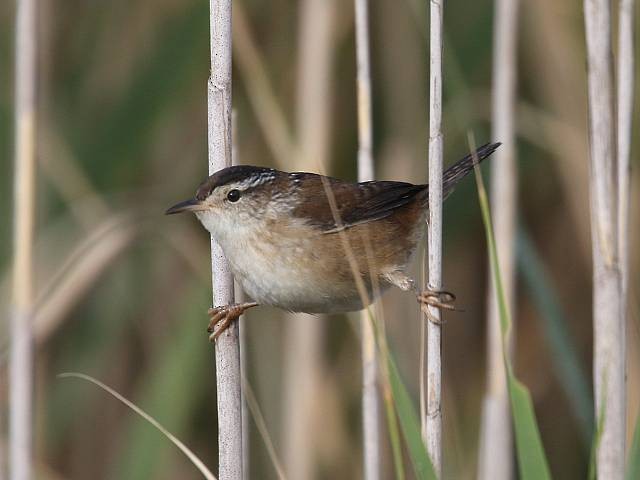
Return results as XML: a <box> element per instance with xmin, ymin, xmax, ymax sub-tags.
<box><xmin>227</xmin><ymin>189</ymin><xmax>241</xmax><ymax>202</ymax></box>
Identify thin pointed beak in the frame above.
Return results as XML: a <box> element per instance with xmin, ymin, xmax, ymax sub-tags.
<box><xmin>165</xmin><ymin>198</ymin><xmax>202</xmax><ymax>215</ymax></box>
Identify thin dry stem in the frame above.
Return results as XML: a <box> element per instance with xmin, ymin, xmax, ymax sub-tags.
<box><xmin>354</xmin><ymin>0</ymin><xmax>380</xmax><ymax>477</ymax></box>
<box><xmin>295</xmin><ymin>0</ymin><xmax>335</xmax><ymax>172</ymax></box>
<box><xmin>524</xmin><ymin>0</ymin><xmax>591</xmax><ymax>262</ymax></box>
<box><xmin>424</xmin><ymin>0</ymin><xmax>444</xmax><ymax>475</ymax></box>
<box><xmin>241</xmin><ymin>377</ymin><xmax>287</xmax><ymax>480</ymax></box>
<box><xmin>617</xmin><ymin>0</ymin><xmax>634</xmax><ymax>454</ymax></box>
<box><xmin>355</xmin><ymin>0</ymin><xmax>374</xmax><ymax>184</ymax></box>
<box><xmin>232</xmin><ymin>3</ymin><xmax>296</xmax><ymax>168</ymax></box>
<box><xmin>283</xmin><ymin>1</ymin><xmax>336</xmax><ymax>478</ymax></box>
<box><xmin>59</xmin><ymin>373</ymin><xmax>217</xmax><ymax>480</ymax></box>
<box><xmin>232</xmin><ymin>112</ymin><xmax>251</xmax><ymax>480</ymax></box>
<box><xmin>584</xmin><ymin>0</ymin><xmax>625</xmax><ymax>477</ymax></box>
<box><xmin>10</xmin><ymin>0</ymin><xmax>38</xmax><ymax>478</ymax></box>
<box><xmin>33</xmin><ymin>216</ymin><xmax>137</xmax><ymax>343</ymax></box>
<box><xmin>478</xmin><ymin>0</ymin><xmax>518</xmax><ymax>478</ymax></box>
<box><xmin>208</xmin><ymin>0</ymin><xmax>243</xmax><ymax>477</ymax></box>
<box><xmin>40</xmin><ymin>124</ymin><xmax>111</xmax><ymax>230</ymax></box>
<box><xmin>617</xmin><ymin>0</ymin><xmax>634</xmax><ymax>376</ymax></box>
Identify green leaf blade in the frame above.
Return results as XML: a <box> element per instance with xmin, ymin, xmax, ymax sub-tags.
<box><xmin>386</xmin><ymin>355</ymin><xmax>438</xmax><ymax>480</ymax></box>
<box><xmin>471</xmin><ymin>137</ymin><xmax>552</xmax><ymax>480</ymax></box>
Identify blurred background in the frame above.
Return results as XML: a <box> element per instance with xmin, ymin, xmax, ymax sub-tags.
<box><xmin>0</xmin><ymin>0</ymin><xmax>638</xmax><ymax>478</ymax></box>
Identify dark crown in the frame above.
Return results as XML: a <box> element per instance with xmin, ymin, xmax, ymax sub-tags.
<box><xmin>195</xmin><ymin>165</ymin><xmax>278</xmax><ymax>200</ymax></box>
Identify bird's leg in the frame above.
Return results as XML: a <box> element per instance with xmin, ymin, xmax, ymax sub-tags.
<box><xmin>383</xmin><ymin>270</ymin><xmax>457</xmax><ymax>324</ymax></box>
<box><xmin>207</xmin><ymin>302</ymin><xmax>258</xmax><ymax>342</ymax></box>
<box><xmin>417</xmin><ymin>290</ymin><xmax>457</xmax><ymax>324</ymax></box>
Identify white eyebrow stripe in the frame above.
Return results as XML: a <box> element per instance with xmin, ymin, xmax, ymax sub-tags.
<box><xmin>236</xmin><ymin>172</ymin><xmax>277</xmax><ymax>190</ymax></box>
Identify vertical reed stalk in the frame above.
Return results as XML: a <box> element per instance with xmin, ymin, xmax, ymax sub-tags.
<box><xmin>10</xmin><ymin>0</ymin><xmax>38</xmax><ymax>479</ymax></box>
<box><xmin>208</xmin><ymin>0</ymin><xmax>242</xmax><ymax>478</ymax></box>
<box><xmin>617</xmin><ymin>0</ymin><xmax>634</xmax><ymax>388</ymax></box>
<box><xmin>584</xmin><ymin>0</ymin><xmax>625</xmax><ymax>477</ymax></box>
<box><xmin>478</xmin><ymin>0</ymin><xmax>518</xmax><ymax>478</ymax></box>
<box><xmin>232</xmin><ymin>2</ymin><xmax>297</xmax><ymax>168</ymax></box>
<box><xmin>354</xmin><ymin>0</ymin><xmax>379</xmax><ymax>478</ymax></box>
<box><xmin>237</xmin><ymin>279</ymin><xmax>249</xmax><ymax>480</ymax></box>
<box><xmin>231</xmin><ymin>111</ymin><xmax>250</xmax><ymax>480</ymax></box>
<box><xmin>424</xmin><ymin>0</ymin><xmax>444</xmax><ymax>475</ymax></box>
<box><xmin>283</xmin><ymin>0</ymin><xmax>335</xmax><ymax>478</ymax></box>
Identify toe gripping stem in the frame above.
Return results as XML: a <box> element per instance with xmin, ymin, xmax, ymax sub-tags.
<box><xmin>207</xmin><ymin>302</ymin><xmax>257</xmax><ymax>343</ymax></box>
<box><xmin>418</xmin><ymin>289</ymin><xmax>458</xmax><ymax>324</ymax></box>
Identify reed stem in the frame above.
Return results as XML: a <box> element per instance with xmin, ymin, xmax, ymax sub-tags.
<box><xmin>424</xmin><ymin>0</ymin><xmax>444</xmax><ymax>475</ymax></box>
<box><xmin>208</xmin><ymin>0</ymin><xmax>243</xmax><ymax>477</ymax></box>
<box><xmin>478</xmin><ymin>0</ymin><xmax>519</xmax><ymax>477</ymax></box>
<box><xmin>584</xmin><ymin>0</ymin><xmax>625</xmax><ymax>476</ymax></box>
<box><xmin>10</xmin><ymin>0</ymin><xmax>38</xmax><ymax>478</ymax></box>
<box><xmin>354</xmin><ymin>0</ymin><xmax>380</xmax><ymax>477</ymax></box>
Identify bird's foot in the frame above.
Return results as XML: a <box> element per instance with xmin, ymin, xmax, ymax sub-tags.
<box><xmin>417</xmin><ymin>289</ymin><xmax>457</xmax><ymax>324</ymax></box>
<box><xmin>207</xmin><ymin>302</ymin><xmax>258</xmax><ymax>342</ymax></box>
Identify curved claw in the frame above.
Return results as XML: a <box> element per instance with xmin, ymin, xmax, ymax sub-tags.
<box><xmin>418</xmin><ymin>289</ymin><xmax>458</xmax><ymax>324</ymax></box>
<box><xmin>206</xmin><ymin>302</ymin><xmax>258</xmax><ymax>343</ymax></box>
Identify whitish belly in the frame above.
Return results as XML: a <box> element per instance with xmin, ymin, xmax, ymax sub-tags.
<box><xmin>220</xmin><ymin>235</ymin><xmax>380</xmax><ymax>313</ymax></box>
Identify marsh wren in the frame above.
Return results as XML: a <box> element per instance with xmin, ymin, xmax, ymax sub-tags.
<box><xmin>167</xmin><ymin>142</ymin><xmax>500</xmax><ymax>341</ymax></box>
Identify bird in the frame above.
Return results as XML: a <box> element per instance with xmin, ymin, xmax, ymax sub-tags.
<box><xmin>166</xmin><ymin>142</ymin><xmax>500</xmax><ymax>342</ymax></box>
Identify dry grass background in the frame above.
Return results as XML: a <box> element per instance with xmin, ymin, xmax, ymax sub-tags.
<box><xmin>0</xmin><ymin>0</ymin><xmax>638</xmax><ymax>478</ymax></box>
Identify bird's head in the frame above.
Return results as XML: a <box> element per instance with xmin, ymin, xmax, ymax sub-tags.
<box><xmin>166</xmin><ymin>165</ymin><xmax>285</xmax><ymax>237</ymax></box>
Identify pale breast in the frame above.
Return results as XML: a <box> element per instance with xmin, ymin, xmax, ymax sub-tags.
<box><xmin>216</xmin><ymin>221</ymin><xmax>382</xmax><ymax>313</ymax></box>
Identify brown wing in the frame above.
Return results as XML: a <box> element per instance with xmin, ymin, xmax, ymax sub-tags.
<box><xmin>289</xmin><ymin>142</ymin><xmax>500</xmax><ymax>234</ymax></box>
<box><xmin>289</xmin><ymin>173</ymin><xmax>427</xmax><ymax>233</ymax></box>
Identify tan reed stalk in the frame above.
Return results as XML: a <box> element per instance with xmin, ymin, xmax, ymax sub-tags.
<box><xmin>423</xmin><ymin>0</ymin><xmax>444</xmax><ymax>475</ymax></box>
<box><xmin>617</xmin><ymin>0</ymin><xmax>634</xmax><ymax>411</ymax></box>
<box><xmin>523</xmin><ymin>0</ymin><xmax>592</xmax><ymax>262</ymax></box>
<box><xmin>354</xmin><ymin>0</ymin><xmax>380</xmax><ymax>478</ymax></box>
<box><xmin>208</xmin><ymin>0</ymin><xmax>243</xmax><ymax>478</ymax></box>
<box><xmin>230</xmin><ymin>110</ymin><xmax>251</xmax><ymax>480</ymax></box>
<box><xmin>584</xmin><ymin>0</ymin><xmax>625</xmax><ymax>477</ymax></box>
<box><xmin>9</xmin><ymin>0</ymin><xmax>38</xmax><ymax>479</ymax></box>
<box><xmin>33</xmin><ymin>216</ymin><xmax>137</xmax><ymax>343</ymax></box>
<box><xmin>232</xmin><ymin>3</ymin><xmax>296</xmax><ymax>168</ymax></box>
<box><xmin>240</xmin><ymin>377</ymin><xmax>287</xmax><ymax>480</ymax></box>
<box><xmin>283</xmin><ymin>0</ymin><xmax>335</xmax><ymax>478</ymax></box>
<box><xmin>478</xmin><ymin>0</ymin><xmax>519</xmax><ymax>478</ymax></box>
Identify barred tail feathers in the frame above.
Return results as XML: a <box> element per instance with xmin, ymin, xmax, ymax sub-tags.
<box><xmin>442</xmin><ymin>142</ymin><xmax>501</xmax><ymax>198</ymax></box>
